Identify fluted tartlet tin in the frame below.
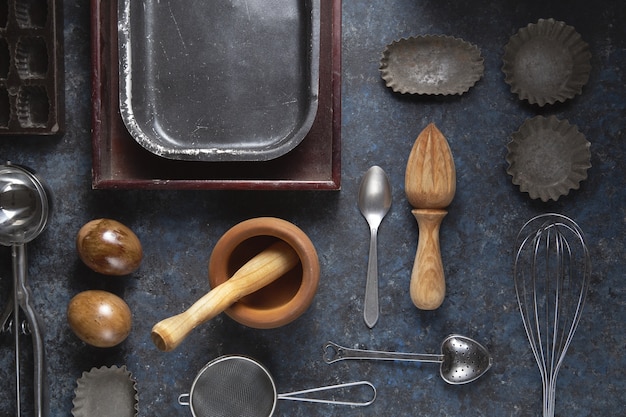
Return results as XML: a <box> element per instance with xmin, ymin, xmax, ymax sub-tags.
<box><xmin>502</xmin><ymin>18</ymin><xmax>591</xmax><ymax>106</ymax></box>
<box><xmin>71</xmin><ymin>365</ymin><xmax>138</xmax><ymax>417</ymax></box>
<box><xmin>380</xmin><ymin>35</ymin><xmax>484</xmax><ymax>95</ymax></box>
<box><xmin>506</xmin><ymin>115</ymin><xmax>591</xmax><ymax>202</ymax></box>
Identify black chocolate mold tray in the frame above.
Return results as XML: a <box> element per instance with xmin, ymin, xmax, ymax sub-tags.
<box><xmin>0</xmin><ymin>0</ymin><xmax>64</xmax><ymax>135</ymax></box>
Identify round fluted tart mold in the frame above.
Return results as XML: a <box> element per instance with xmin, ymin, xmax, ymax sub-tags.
<box><xmin>506</xmin><ymin>115</ymin><xmax>591</xmax><ymax>202</ymax></box>
<box><xmin>502</xmin><ymin>18</ymin><xmax>591</xmax><ymax>106</ymax></box>
<box><xmin>72</xmin><ymin>365</ymin><xmax>138</xmax><ymax>417</ymax></box>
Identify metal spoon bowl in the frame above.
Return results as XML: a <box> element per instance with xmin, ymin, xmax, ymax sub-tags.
<box><xmin>323</xmin><ymin>334</ymin><xmax>493</xmax><ymax>385</ymax></box>
<box><xmin>358</xmin><ymin>166</ymin><xmax>392</xmax><ymax>328</ymax></box>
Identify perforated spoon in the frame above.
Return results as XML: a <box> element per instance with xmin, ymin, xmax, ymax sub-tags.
<box><xmin>0</xmin><ymin>162</ymin><xmax>51</xmax><ymax>417</ymax></box>
<box><xmin>324</xmin><ymin>334</ymin><xmax>492</xmax><ymax>385</ymax></box>
<box><xmin>358</xmin><ymin>166</ymin><xmax>392</xmax><ymax>328</ymax></box>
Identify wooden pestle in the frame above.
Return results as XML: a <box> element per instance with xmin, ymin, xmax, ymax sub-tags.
<box><xmin>151</xmin><ymin>240</ymin><xmax>300</xmax><ymax>351</ymax></box>
<box><xmin>404</xmin><ymin>123</ymin><xmax>456</xmax><ymax>310</ymax></box>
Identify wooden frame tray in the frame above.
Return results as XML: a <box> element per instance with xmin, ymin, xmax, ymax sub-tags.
<box><xmin>90</xmin><ymin>0</ymin><xmax>341</xmax><ymax>190</ymax></box>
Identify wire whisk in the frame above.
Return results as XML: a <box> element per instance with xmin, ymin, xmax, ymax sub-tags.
<box><xmin>514</xmin><ymin>213</ymin><xmax>590</xmax><ymax>417</ymax></box>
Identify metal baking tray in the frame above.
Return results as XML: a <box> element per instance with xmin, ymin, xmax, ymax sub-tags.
<box><xmin>118</xmin><ymin>0</ymin><xmax>320</xmax><ymax>161</ymax></box>
<box><xmin>90</xmin><ymin>0</ymin><xmax>341</xmax><ymax>190</ymax></box>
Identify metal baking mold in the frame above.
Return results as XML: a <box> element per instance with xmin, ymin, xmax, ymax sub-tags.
<box><xmin>0</xmin><ymin>0</ymin><xmax>64</xmax><ymax>135</ymax></box>
<box><xmin>118</xmin><ymin>0</ymin><xmax>320</xmax><ymax>161</ymax></box>
<box><xmin>380</xmin><ymin>35</ymin><xmax>484</xmax><ymax>95</ymax></box>
<box><xmin>502</xmin><ymin>18</ymin><xmax>591</xmax><ymax>106</ymax></box>
<box><xmin>506</xmin><ymin>115</ymin><xmax>591</xmax><ymax>202</ymax></box>
<box><xmin>71</xmin><ymin>365</ymin><xmax>138</xmax><ymax>417</ymax></box>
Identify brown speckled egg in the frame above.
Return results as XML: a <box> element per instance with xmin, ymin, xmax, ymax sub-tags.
<box><xmin>76</xmin><ymin>219</ymin><xmax>142</xmax><ymax>276</ymax></box>
<box><xmin>67</xmin><ymin>290</ymin><xmax>132</xmax><ymax>348</ymax></box>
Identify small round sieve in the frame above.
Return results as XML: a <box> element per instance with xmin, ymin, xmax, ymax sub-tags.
<box><xmin>178</xmin><ymin>355</ymin><xmax>376</xmax><ymax>417</ymax></box>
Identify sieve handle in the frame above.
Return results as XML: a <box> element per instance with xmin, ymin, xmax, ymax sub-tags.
<box><xmin>277</xmin><ymin>381</ymin><xmax>376</xmax><ymax>407</ymax></box>
<box><xmin>151</xmin><ymin>241</ymin><xmax>300</xmax><ymax>351</ymax></box>
<box><xmin>177</xmin><ymin>394</ymin><xmax>190</xmax><ymax>406</ymax></box>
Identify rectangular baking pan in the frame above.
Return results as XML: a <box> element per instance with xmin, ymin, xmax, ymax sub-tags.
<box><xmin>118</xmin><ymin>0</ymin><xmax>320</xmax><ymax>161</ymax></box>
<box><xmin>90</xmin><ymin>0</ymin><xmax>341</xmax><ymax>189</ymax></box>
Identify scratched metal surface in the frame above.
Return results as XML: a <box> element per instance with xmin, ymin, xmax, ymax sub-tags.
<box><xmin>117</xmin><ymin>0</ymin><xmax>320</xmax><ymax>161</ymax></box>
<box><xmin>0</xmin><ymin>0</ymin><xmax>625</xmax><ymax>416</ymax></box>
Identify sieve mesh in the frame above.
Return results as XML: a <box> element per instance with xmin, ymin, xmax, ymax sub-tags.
<box><xmin>190</xmin><ymin>356</ymin><xmax>276</xmax><ymax>417</ymax></box>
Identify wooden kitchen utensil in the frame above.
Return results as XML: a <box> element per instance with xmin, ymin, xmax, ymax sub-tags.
<box><xmin>151</xmin><ymin>241</ymin><xmax>300</xmax><ymax>351</ymax></box>
<box><xmin>405</xmin><ymin>123</ymin><xmax>456</xmax><ymax>310</ymax></box>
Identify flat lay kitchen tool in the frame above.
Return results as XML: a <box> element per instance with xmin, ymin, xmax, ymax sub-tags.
<box><xmin>71</xmin><ymin>365</ymin><xmax>138</xmax><ymax>417</ymax></box>
<box><xmin>4</xmin><ymin>1</ymin><xmax>626</xmax><ymax>416</ymax></box>
<box><xmin>118</xmin><ymin>0</ymin><xmax>320</xmax><ymax>161</ymax></box>
<box><xmin>514</xmin><ymin>213</ymin><xmax>590</xmax><ymax>417</ymax></box>
<box><xmin>358</xmin><ymin>166</ymin><xmax>392</xmax><ymax>328</ymax></box>
<box><xmin>380</xmin><ymin>35</ymin><xmax>484</xmax><ymax>95</ymax></box>
<box><xmin>91</xmin><ymin>0</ymin><xmax>341</xmax><ymax>190</ymax></box>
<box><xmin>502</xmin><ymin>18</ymin><xmax>591</xmax><ymax>106</ymax></box>
<box><xmin>404</xmin><ymin>123</ymin><xmax>456</xmax><ymax>310</ymax></box>
<box><xmin>206</xmin><ymin>217</ymin><xmax>320</xmax><ymax>330</ymax></box>
<box><xmin>152</xmin><ymin>217</ymin><xmax>320</xmax><ymax>351</ymax></box>
<box><xmin>506</xmin><ymin>116</ymin><xmax>591</xmax><ymax>202</ymax></box>
<box><xmin>323</xmin><ymin>334</ymin><xmax>492</xmax><ymax>384</ymax></box>
<box><xmin>0</xmin><ymin>0</ymin><xmax>64</xmax><ymax>135</ymax></box>
<box><xmin>178</xmin><ymin>355</ymin><xmax>376</xmax><ymax>417</ymax></box>
<box><xmin>152</xmin><ymin>241</ymin><xmax>300</xmax><ymax>351</ymax></box>
<box><xmin>0</xmin><ymin>162</ymin><xmax>51</xmax><ymax>417</ymax></box>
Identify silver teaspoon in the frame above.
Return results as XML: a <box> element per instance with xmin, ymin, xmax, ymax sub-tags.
<box><xmin>358</xmin><ymin>166</ymin><xmax>391</xmax><ymax>328</ymax></box>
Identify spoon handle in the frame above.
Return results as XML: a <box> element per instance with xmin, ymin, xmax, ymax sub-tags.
<box><xmin>323</xmin><ymin>341</ymin><xmax>443</xmax><ymax>364</ymax></box>
<box><xmin>363</xmin><ymin>227</ymin><xmax>379</xmax><ymax>328</ymax></box>
<box><xmin>410</xmin><ymin>208</ymin><xmax>447</xmax><ymax>310</ymax></box>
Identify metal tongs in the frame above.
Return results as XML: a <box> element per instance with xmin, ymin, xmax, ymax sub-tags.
<box><xmin>0</xmin><ymin>163</ymin><xmax>51</xmax><ymax>417</ymax></box>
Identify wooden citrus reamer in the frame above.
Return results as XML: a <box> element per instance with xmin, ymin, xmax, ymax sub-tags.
<box><xmin>404</xmin><ymin>123</ymin><xmax>456</xmax><ymax>310</ymax></box>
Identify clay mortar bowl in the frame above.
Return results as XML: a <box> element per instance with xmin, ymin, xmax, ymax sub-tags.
<box><xmin>208</xmin><ymin>217</ymin><xmax>319</xmax><ymax>329</ymax></box>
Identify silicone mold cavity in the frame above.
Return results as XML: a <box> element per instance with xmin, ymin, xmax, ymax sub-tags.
<box><xmin>15</xmin><ymin>0</ymin><xmax>48</xmax><ymax>29</ymax></box>
<box><xmin>0</xmin><ymin>38</ymin><xmax>9</xmax><ymax>79</ymax></box>
<box><xmin>16</xmin><ymin>37</ymin><xmax>48</xmax><ymax>79</ymax></box>
<box><xmin>17</xmin><ymin>86</ymin><xmax>49</xmax><ymax>128</ymax></box>
<box><xmin>0</xmin><ymin>88</ymin><xmax>9</xmax><ymax>127</ymax></box>
<box><xmin>0</xmin><ymin>1</ymin><xmax>8</xmax><ymax>29</ymax></box>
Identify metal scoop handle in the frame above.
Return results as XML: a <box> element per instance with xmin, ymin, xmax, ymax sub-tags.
<box><xmin>13</xmin><ymin>244</ymin><xmax>48</xmax><ymax>417</ymax></box>
<box><xmin>323</xmin><ymin>341</ymin><xmax>443</xmax><ymax>364</ymax></box>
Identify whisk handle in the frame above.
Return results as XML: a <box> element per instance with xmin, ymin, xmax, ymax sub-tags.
<box><xmin>409</xmin><ymin>209</ymin><xmax>447</xmax><ymax>310</ymax></box>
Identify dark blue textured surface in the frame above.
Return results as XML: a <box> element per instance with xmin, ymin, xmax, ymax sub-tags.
<box><xmin>1</xmin><ymin>0</ymin><xmax>625</xmax><ymax>416</ymax></box>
